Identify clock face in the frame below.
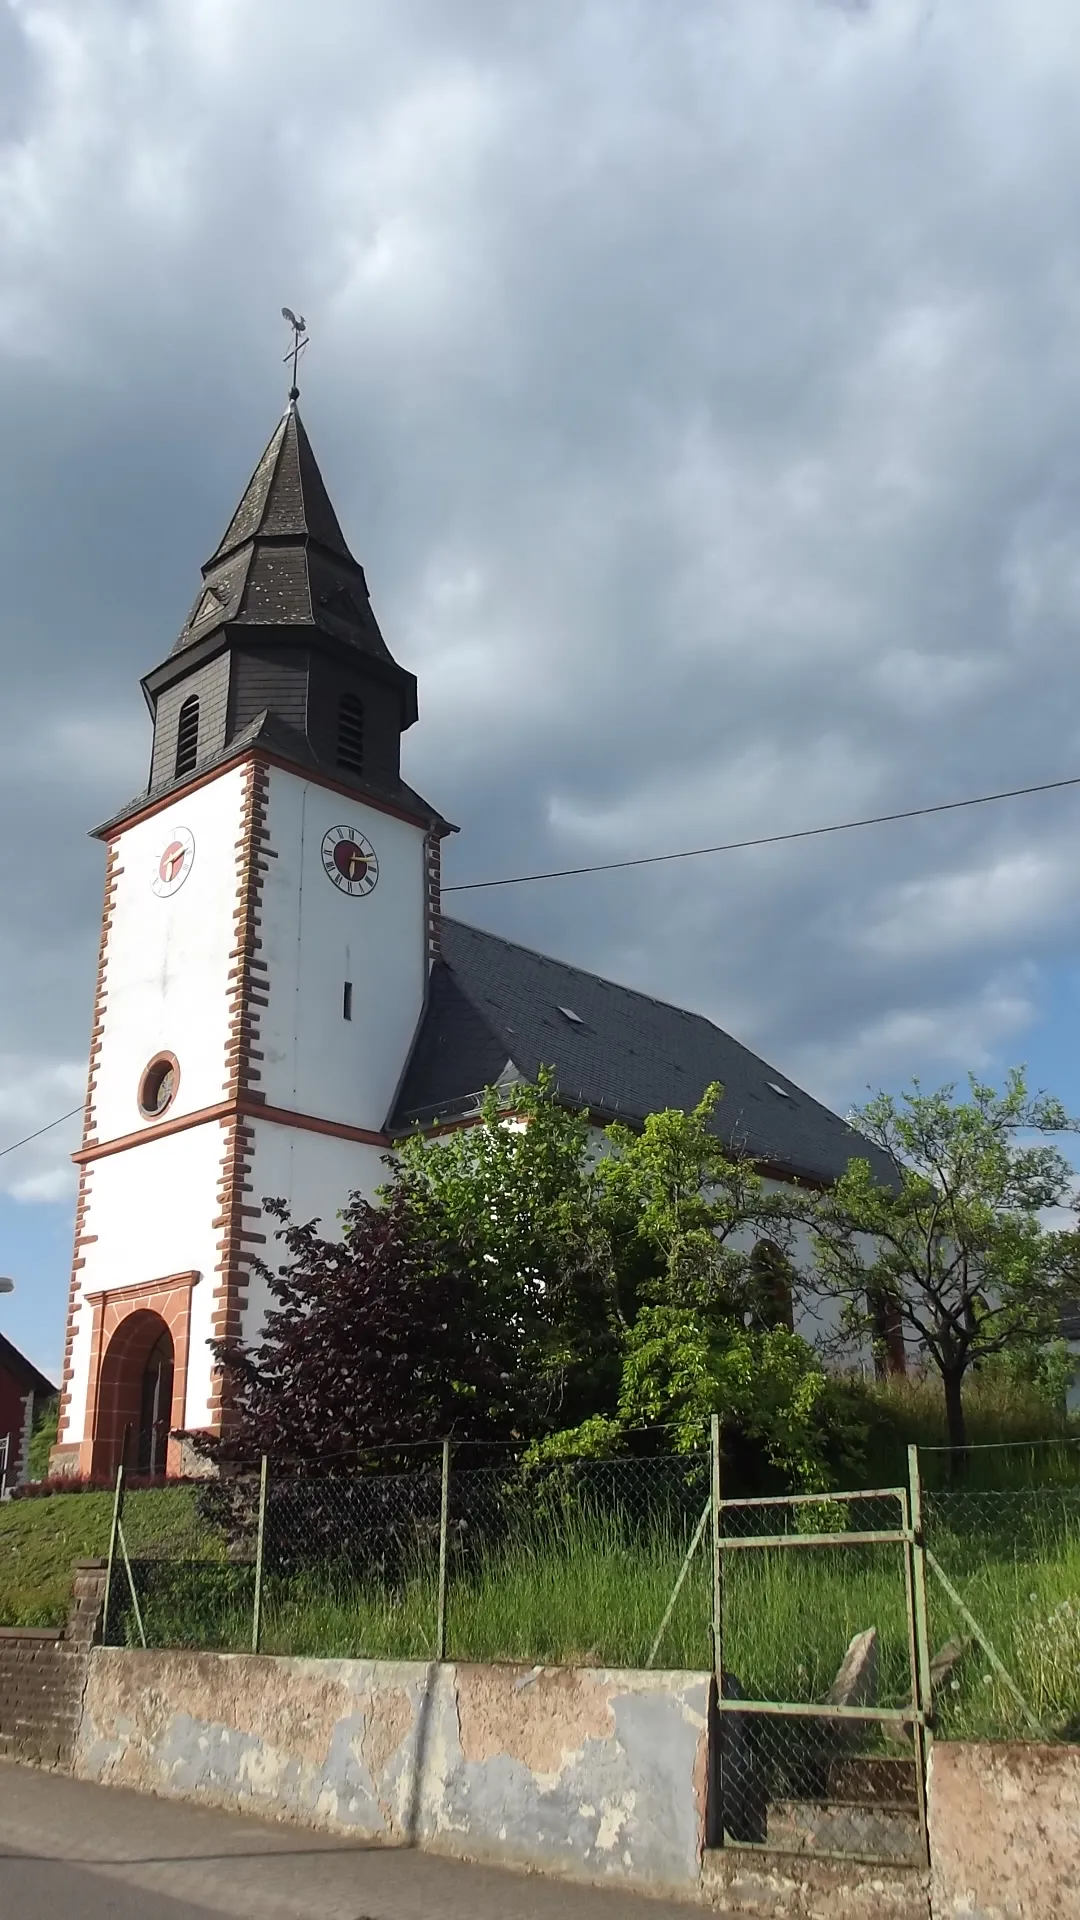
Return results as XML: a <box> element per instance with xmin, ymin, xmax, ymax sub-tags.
<box><xmin>321</xmin><ymin>825</ymin><xmax>379</xmax><ymax>898</ymax></box>
<box><xmin>151</xmin><ymin>826</ymin><xmax>195</xmax><ymax>898</ymax></box>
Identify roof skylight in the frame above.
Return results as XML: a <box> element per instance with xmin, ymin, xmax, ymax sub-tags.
<box><xmin>558</xmin><ymin>1006</ymin><xmax>585</xmax><ymax>1025</ymax></box>
<box><xmin>767</xmin><ymin>1082</ymin><xmax>792</xmax><ymax>1099</ymax></box>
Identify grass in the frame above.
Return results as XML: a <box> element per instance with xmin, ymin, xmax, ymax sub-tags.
<box><xmin>261</xmin><ymin>1520</ymin><xmax>715</xmax><ymax>1669</ymax></box>
<box><xmin>852</xmin><ymin>1373</ymin><xmax>1080</xmax><ymax>1490</ymax></box>
<box><xmin>3</xmin><ymin>1430</ymin><xmax>1078</xmax><ymax>1744</ymax></box>
<box><xmin>923</xmin><ymin>1491</ymin><xmax>1080</xmax><ymax>1740</ymax></box>
<box><xmin>0</xmin><ymin>1488</ymin><xmax>219</xmax><ymax>1626</ymax></box>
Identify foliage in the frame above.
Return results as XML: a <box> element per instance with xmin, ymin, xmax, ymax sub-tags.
<box><xmin>596</xmin><ymin>1086</ymin><xmax>791</xmax><ymax>1313</ymax></box>
<box><xmin>806</xmin><ymin>1071</ymin><xmax>1080</xmax><ymax>1471</ymax></box>
<box><xmin>26</xmin><ymin>1398</ymin><xmax>59</xmax><ymax>1481</ymax></box>
<box><xmin>540</xmin><ymin>1087</ymin><xmax>843</xmax><ymax>1487</ymax></box>
<box><xmin>833</xmin><ymin>1368</ymin><xmax>1080</xmax><ymax>1491</ymax></box>
<box><xmin>13</xmin><ymin>1472</ymin><xmax>175</xmax><ymax>1498</ymax></box>
<box><xmin>199</xmin><ymin>1070</ymin><xmax>1068</xmax><ymax>1494</ymax></box>
<box><xmin>392</xmin><ymin>1070</ymin><xmax>618</xmax><ymax>1436</ymax></box>
<box><xmin>195</xmin><ymin>1184</ymin><xmax>511</xmax><ymax>1469</ymax></box>
<box><xmin>979</xmin><ymin>1336</ymin><xmax>1075</xmax><ymax>1410</ymax></box>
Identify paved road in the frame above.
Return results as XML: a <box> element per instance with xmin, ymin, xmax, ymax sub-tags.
<box><xmin>0</xmin><ymin>1762</ymin><xmax>704</xmax><ymax>1919</ymax></box>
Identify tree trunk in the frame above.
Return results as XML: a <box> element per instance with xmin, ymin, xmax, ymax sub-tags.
<box><xmin>942</xmin><ymin>1365</ymin><xmax>968</xmax><ymax>1483</ymax></box>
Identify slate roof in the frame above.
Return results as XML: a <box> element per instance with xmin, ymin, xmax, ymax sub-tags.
<box><xmin>389</xmin><ymin>918</ymin><xmax>896</xmax><ymax>1187</ymax></box>
<box><xmin>170</xmin><ymin>405</ymin><xmax>394</xmax><ymax>666</ymax></box>
<box><xmin>91</xmin><ymin>710</ymin><xmax>448</xmax><ymax>840</ymax></box>
<box><xmin>210</xmin><ymin>405</ymin><xmax>353</xmax><ymax>569</ymax></box>
<box><xmin>0</xmin><ymin>1333</ymin><xmax>57</xmax><ymax>1400</ymax></box>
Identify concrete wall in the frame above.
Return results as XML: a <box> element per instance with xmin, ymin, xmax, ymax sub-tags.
<box><xmin>928</xmin><ymin>1741</ymin><xmax>1080</xmax><ymax>1920</ymax></box>
<box><xmin>75</xmin><ymin>1649</ymin><xmax>710</xmax><ymax>1897</ymax></box>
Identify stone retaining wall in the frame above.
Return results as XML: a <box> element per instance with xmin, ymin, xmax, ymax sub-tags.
<box><xmin>0</xmin><ymin>1559</ymin><xmax>106</xmax><ymax>1769</ymax></box>
<box><xmin>928</xmin><ymin>1740</ymin><xmax>1080</xmax><ymax>1920</ymax></box>
<box><xmin>75</xmin><ymin>1647</ymin><xmax>711</xmax><ymax>1898</ymax></box>
<box><xmin>6</xmin><ymin>1559</ymin><xmax>1080</xmax><ymax>1912</ymax></box>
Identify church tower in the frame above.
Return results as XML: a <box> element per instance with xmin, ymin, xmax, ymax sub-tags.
<box><xmin>54</xmin><ymin>393</ymin><xmax>451</xmax><ymax>1477</ymax></box>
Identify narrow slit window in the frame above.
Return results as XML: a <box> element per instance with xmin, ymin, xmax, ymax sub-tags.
<box><xmin>343</xmin><ymin>981</ymin><xmax>353</xmax><ymax>1022</ymax></box>
<box><xmin>337</xmin><ymin>693</ymin><xmax>365</xmax><ymax>775</ymax></box>
<box><xmin>175</xmin><ymin>695</ymin><xmax>199</xmax><ymax>777</ymax></box>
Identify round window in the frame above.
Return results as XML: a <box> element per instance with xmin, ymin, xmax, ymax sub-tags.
<box><xmin>138</xmin><ymin>1054</ymin><xmax>179</xmax><ymax>1120</ymax></box>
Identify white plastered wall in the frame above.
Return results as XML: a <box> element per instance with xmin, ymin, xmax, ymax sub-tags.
<box><xmin>67</xmin><ymin>1120</ymin><xmax>229</xmax><ymax>1437</ymax></box>
<box><xmin>238</xmin><ymin>1119</ymin><xmax>388</xmax><ymax>1345</ymax></box>
<box><xmin>92</xmin><ymin>769</ymin><xmax>246</xmax><ymax>1140</ymax></box>
<box><xmin>258</xmin><ymin>767</ymin><xmax>429</xmax><ymax>1132</ymax></box>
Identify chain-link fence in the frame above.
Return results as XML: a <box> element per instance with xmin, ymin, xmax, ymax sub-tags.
<box><xmin>922</xmin><ymin>1486</ymin><xmax>1080</xmax><ymax>1742</ymax></box>
<box><xmin>103</xmin><ymin>1475</ymin><xmax>258</xmax><ymax>1650</ymax></box>
<box><xmin>103</xmin><ymin>1449</ymin><xmax>711</xmax><ymax>1669</ymax></box>
<box><xmin>98</xmin><ymin>1447</ymin><xmax>1080</xmax><ymax>1762</ymax></box>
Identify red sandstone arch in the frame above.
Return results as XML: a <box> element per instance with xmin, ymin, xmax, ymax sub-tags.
<box><xmin>81</xmin><ymin>1272</ymin><xmax>199</xmax><ymax>1478</ymax></box>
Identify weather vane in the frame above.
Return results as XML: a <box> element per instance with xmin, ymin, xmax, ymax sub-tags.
<box><xmin>282</xmin><ymin>306</ymin><xmax>309</xmax><ymax>401</ymax></box>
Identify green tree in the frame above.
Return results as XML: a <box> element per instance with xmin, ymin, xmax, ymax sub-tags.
<box><xmin>27</xmin><ymin>1398</ymin><xmax>59</xmax><ymax>1480</ymax></box>
<box><xmin>391</xmin><ymin>1071</ymin><xmax>618</xmax><ymax>1436</ymax></box>
<box><xmin>543</xmin><ymin>1089</ymin><xmax>842</xmax><ymax>1485</ymax></box>
<box><xmin>198</xmin><ymin>1185</ymin><xmax>509</xmax><ymax>1467</ymax></box>
<box><xmin>597</xmin><ymin>1086</ymin><xmax>790</xmax><ymax>1313</ymax></box>
<box><xmin>807</xmin><ymin>1070</ymin><xmax>1080</xmax><ymax>1474</ymax></box>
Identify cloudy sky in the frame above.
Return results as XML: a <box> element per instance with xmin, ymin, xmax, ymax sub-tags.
<box><xmin>4</xmin><ymin>0</ymin><xmax>1080</xmax><ymax>1377</ymax></box>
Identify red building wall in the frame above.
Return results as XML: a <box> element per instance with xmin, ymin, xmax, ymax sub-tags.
<box><xmin>0</xmin><ymin>1363</ymin><xmax>30</xmax><ymax>1488</ymax></box>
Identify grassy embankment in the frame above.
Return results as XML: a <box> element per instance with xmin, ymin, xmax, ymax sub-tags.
<box><xmin>1</xmin><ymin>1375</ymin><xmax>1076</xmax><ymax>1739</ymax></box>
<box><xmin>3</xmin><ymin>1489</ymin><xmax>1075</xmax><ymax>1741</ymax></box>
<box><xmin>0</xmin><ymin>1488</ymin><xmax>216</xmax><ymax>1626</ymax></box>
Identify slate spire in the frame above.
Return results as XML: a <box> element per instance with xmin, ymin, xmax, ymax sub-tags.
<box><xmin>115</xmin><ymin>395</ymin><xmax>452</xmax><ymax>838</ymax></box>
<box><xmin>207</xmin><ymin>404</ymin><xmax>356</xmax><ymax>572</ymax></box>
<box><xmin>171</xmin><ymin>401</ymin><xmax>395</xmax><ymax>665</ymax></box>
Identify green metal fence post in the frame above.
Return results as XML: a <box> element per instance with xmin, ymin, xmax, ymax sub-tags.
<box><xmin>436</xmin><ymin>1438</ymin><xmax>451</xmax><ymax>1662</ymax></box>
<box><xmin>647</xmin><ymin>1499</ymin><xmax>710</xmax><ymax>1669</ymax></box>
<box><xmin>908</xmin><ymin>1445</ymin><xmax>933</xmax><ymax>1718</ymax></box>
<box><xmin>101</xmin><ymin>1462</ymin><xmax>125</xmax><ymax>1646</ymax></box>
<box><xmin>116</xmin><ymin>1518</ymin><xmax>147</xmax><ymax>1649</ymax></box>
<box><xmin>905</xmin><ymin>1446</ymin><xmax>933</xmax><ymax>1868</ymax></box>
<box><xmin>710</xmin><ymin>1413</ymin><xmax>724</xmax><ymax>1844</ymax></box>
<box><xmin>252</xmin><ymin>1455</ymin><xmax>269</xmax><ymax>1655</ymax></box>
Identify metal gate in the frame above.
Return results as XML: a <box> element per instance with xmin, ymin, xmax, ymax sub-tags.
<box><xmin>711</xmin><ymin>1439</ymin><xmax>931</xmax><ymax>1868</ymax></box>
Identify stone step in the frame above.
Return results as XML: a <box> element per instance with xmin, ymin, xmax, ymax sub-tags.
<box><xmin>765</xmin><ymin>1795</ymin><xmax>923</xmax><ymax>1865</ymax></box>
<box><xmin>701</xmin><ymin>1846</ymin><xmax>930</xmax><ymax>1918</ymax></box>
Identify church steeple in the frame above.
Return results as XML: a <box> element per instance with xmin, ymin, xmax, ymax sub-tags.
<box><xmin>111</xmin><ymin>400</ymin><xmax>443</xmax><ymax>838</ymax></box>
<box><xmin>172</xmin><ymin>404</ymin><xmax>398</xmax><ymax>669</ymax></box>
<box><xmin>209</xmin><ymin>403</ymin><xmax>357</xmax><ymax>567</ymax></box>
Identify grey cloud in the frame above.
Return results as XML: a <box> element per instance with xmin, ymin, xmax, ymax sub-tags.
<box><xmin>2</xmin><ymin>0</ymin><xmax>1080</xmax><ymax>1214</ymax></box>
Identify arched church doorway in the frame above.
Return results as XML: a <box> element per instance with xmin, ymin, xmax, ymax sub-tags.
<box><xmin>94</xmin><ymin>1311</ymin><xmax>176</xmax><ymax>1478</ymax></box>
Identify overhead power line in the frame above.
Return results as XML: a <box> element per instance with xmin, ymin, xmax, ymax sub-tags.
<box><xmin>5</xmin><ymin>771</ymin><xmax>1079</xmax><ymax>1163</ymax></box>
<box><xmin>442</xmin><ymin>772</ymin><xmax>1080</xmax><ymax>893</ymax></box>
<box><xmin>0</xmin><ymin>1105</ymin><xmax>82</xmax><ymax>1161</ymax></box>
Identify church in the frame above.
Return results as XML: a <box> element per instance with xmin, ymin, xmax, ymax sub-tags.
<box><xmin>52</xmin><ymin>388</ymin><xmax>890</xmax><ymax>1480</ymax></box>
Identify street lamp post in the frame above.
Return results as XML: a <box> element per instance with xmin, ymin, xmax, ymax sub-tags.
<box><xmin>0</xmin><ymin>1279</ymin><xmax>15</xmax><ymax>1296</ymax></box>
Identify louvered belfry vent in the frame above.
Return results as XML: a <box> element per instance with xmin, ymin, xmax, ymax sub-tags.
<box><xmin>337</xmin><ymin>693</ymin><xmax>365</xmax><ymax>774</ymax></box>
<box><xmin>175</xmin><ymin>695</ymin><xmax>200</xmax><ymax>777</ymax></box>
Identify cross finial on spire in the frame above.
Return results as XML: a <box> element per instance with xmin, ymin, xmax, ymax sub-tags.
<box><xmin>281</xmin><ymin>306</ymin><xmax>308</xmax><ymax>403</ymax></box>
